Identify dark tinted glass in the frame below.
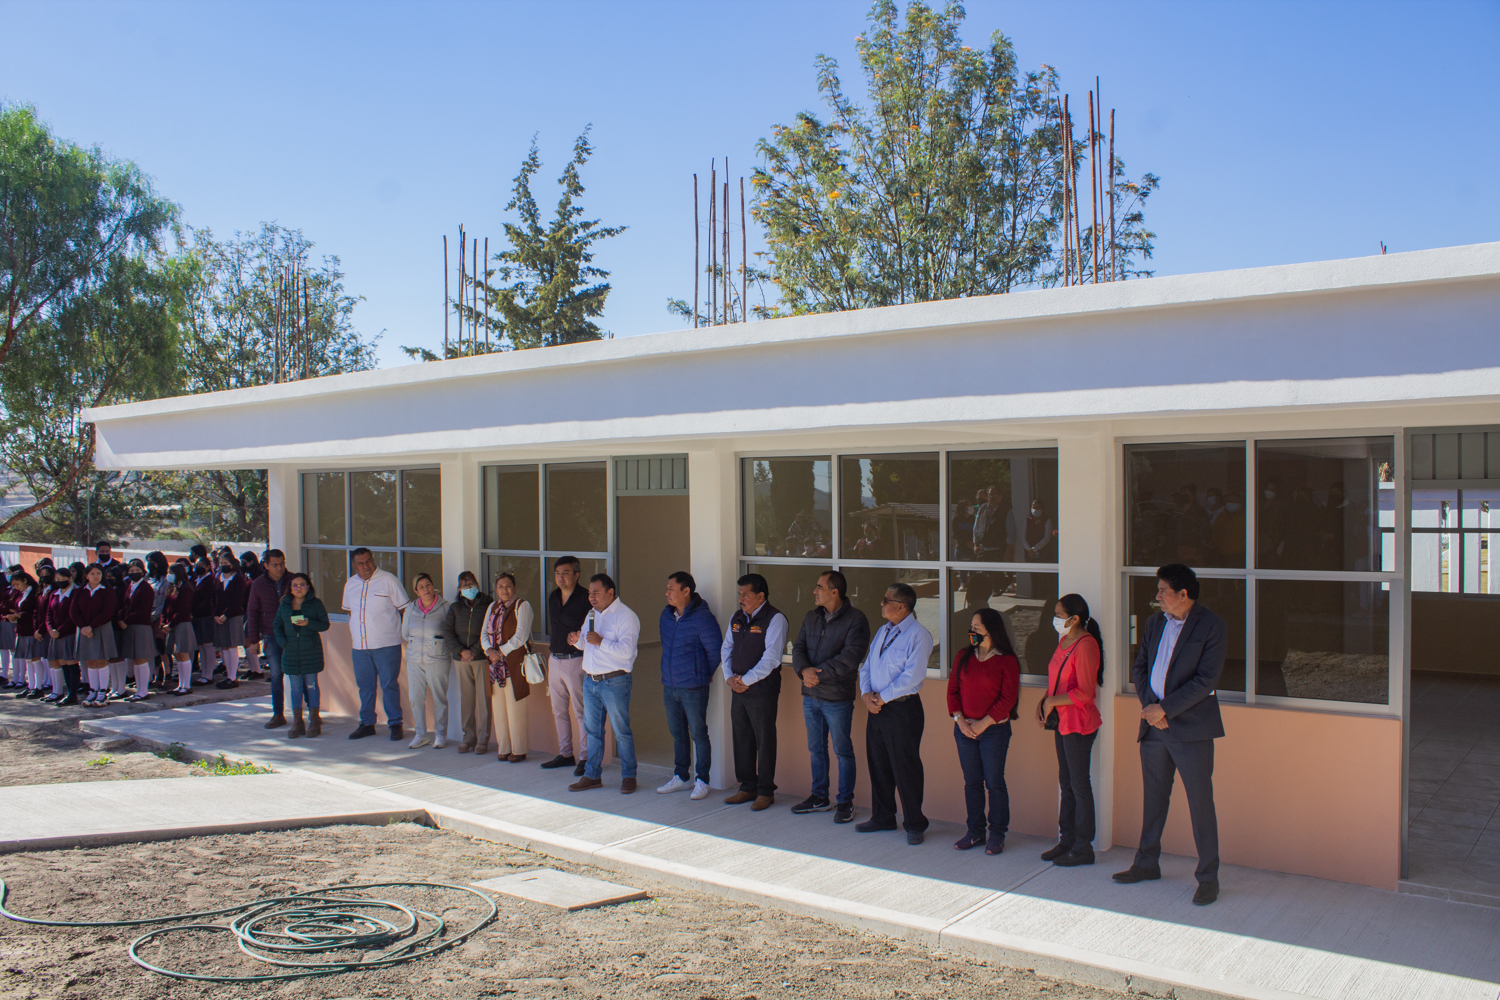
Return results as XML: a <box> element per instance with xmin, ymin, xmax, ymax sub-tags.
<box><xmin>1255</xmin><ymin>437</ymin><xmax>1394</xmax><ymax>571</ymax></box>
<box><xmin>742</xmin><ymin>458</ymin><xmax>832</xmax><ymax>558</ymax></box>
<box><xmin>302</xmin><ymin>473</ymin><xmax>345</xmax><ymax>546</ymax></box>
<box><xmin>1126</xmin><ymin>444</ymin><xmax>1246</xmax><ymax>568</ymax></box>
<box><xmin>840</xmin><ymin>565</ymin><xmax>941</xmax><ymax>671</ymax></box>
<box><xmin>401</xmin><ymin>469</ymin><xmax>442</xmax><ymax>549</ymax></box>
<box><xmin>1127</xmin><ymin>575</ymin><xmax>1246</xmax><ymax>695</ymax></box>
<box><xmin>840</xmin><ymin>454</ymin><xmax>939</xmax><ymax>561</ymax></box>
<box><xmin>484</xmin><ymin>465</ymin><xmax>540</xmax><ymax>551</ymax></box>
<box><xmin>350</xmin><ymin>471</ymin><xmax>398</xmax><ymax>547</ymax></box>
<box><xmin>949</xmin><ymin>569</ymin><xmax>1059</xmax><ymax>676</ymax></box>
<box><xmin>546</xmin><ymin>463</ymin><xmax>607</xmax><ymax>553</ymax></box>
<box><xmin>1256</xmin><ymin>579</ymin><xmax>1389</xmax><ymax>704</ymax></box>
<box><xmin>948</xmin><ymin>450</ymin><xmax>1059</xmax><ymax>563</ymax></box>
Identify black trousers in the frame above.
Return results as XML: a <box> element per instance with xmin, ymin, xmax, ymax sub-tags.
<box><xmin>731</xmin><ymin>692</ymin><xmax>778</xmax><ymax>796</ymax></box>
<box><xmin>1134</xmin><ymin>729</ymin><xmax>1219</xmax><ymax>883</ymax></box>
<box><xmin>866</xmin><ymin>695</ymin><xmax>927</xmax><ymax>832</ymax></box>
<box><xmin>62</xmin><ymin>664</ymin><xmax>82</xmax><ymax>700</ymax></box>
<box><xmin>1055</xmin><ymin>730</ymin><xmax>1097</xmax><ymax>849</ymax></box>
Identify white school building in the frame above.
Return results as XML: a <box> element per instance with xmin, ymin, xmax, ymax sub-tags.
<box><xmin>86</xmin><ymin>242</ymin><xmax>1500</xmax><ymax>896</ymax></box>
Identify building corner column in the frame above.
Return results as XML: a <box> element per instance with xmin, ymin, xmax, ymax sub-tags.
<box><xmin>687</xmin><ymin>444</ymin><xmax>736</xmax><ymax>791</ymax></box>
<box><xmin>266</xmin><ymin>465</ymin><xmax>301</xmax><ymax>571</ymax></box>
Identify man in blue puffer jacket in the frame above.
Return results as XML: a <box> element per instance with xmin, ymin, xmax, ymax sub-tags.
<box><xmin>657</xmin><ymin>571</ymin><xmax>723</xmax><ymax>800</ymax></box>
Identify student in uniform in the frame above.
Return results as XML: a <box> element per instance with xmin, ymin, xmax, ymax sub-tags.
<box><xmin>161</xmin><ymin>564</ymin><xmax>198</xmax><ymax>695</ymax></box>
<box><xmin>71</xmin><ymin>563</ymin><xmax>118</xmax><ymax>706</ymax></box>
<box><xmin>190</xmin><ymin>558</ymin><xmax>218</xmax><ymax>684</ymax></box>
<box><xmin>8</xmin><ymin>571</ymin><xmax>41</xmax><ymax>698</ymax></box>
<box><xmin>211</xmin><ymin>549</ymin><xmax>249</xmax><ymax>689</ymax></box>
<box><xmin>101</xmin><ymin>559</ymin><xmax>131</xmax><ymax>701</ymax></box>
<box><xmin>118</xmin><ymin>558</ymin><xmax>157</xmax><ymax>702</ymax></box>
<box><xmin>238</xmin><ymin>550</ymin><xmax>265</xmax><ymax>677</ymax></box>
<box><xmin>33</xmin><ymin>561</ymin><xmax>57</xmax><ymax>699</ymax></box>
<box><xmin>43</xmin><ymin>566</ymin><xmax>80</xmax><ymax>706</ymax></box>
<box><xmin>0</xmin><ymin>566</ymin><xmax>17</xmax><ymax>690</ymax></box>
<box><xmin>146</xmin><ymin>551</ymin><xmax>170</xmax><ymax>690</ymax></box>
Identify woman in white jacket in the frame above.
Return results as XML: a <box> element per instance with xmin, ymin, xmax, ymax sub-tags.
<box><xmin>481</xmin><ymin>572</ymin><xmax>533</xmax><ymax>762</ymax></box>
<box><xmin>401</xmin><ymin>573</ymin><xmax>453</xmax><ymax>749</ymax></box>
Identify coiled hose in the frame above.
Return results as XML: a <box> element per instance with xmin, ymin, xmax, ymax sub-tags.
<box><xmin>0</xmin><ymin>878</ymin><xmax>498</xmax><ymax>983</ymax></box>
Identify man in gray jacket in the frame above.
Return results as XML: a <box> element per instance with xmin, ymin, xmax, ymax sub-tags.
<box><xmin>791</xmin><ymin>570</ymin><xmax>871</xmax><ymax>823</ymax></box>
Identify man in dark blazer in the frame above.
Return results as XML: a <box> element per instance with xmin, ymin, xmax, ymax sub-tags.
<box><xmin>1113</xmin><ymin>563</ymin><xmax>1227</xmax><ymax>906</ymax></box>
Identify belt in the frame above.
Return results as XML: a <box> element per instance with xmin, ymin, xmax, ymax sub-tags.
<box><xmin>586</xmin><ymin>669</ymin><xmax>629</xmax><ymax>680</ymax></box>
<box><xmin>550</xmin><ymin>650</ymin><xmax>582</xmax><ymax>660</ymax></box>
<box><xmin>883</xmin><ymin>693</ymin><xmax>917</xmax><ymax>704</ymax></box>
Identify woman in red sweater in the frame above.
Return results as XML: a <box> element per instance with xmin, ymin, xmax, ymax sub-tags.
<box><xmin>946</xmin><ymin>606</ymin><xmax>1020</xmax><ymax>855</ymax></box>
<box><xmin>1036</xmin><ymin>593</ymin><xmax>1104</xmax><ymax>868</ymax></box>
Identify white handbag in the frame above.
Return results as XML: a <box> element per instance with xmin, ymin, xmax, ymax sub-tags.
<box><xmin>521</xmin><ymin>645</ymin><xmax>546</xmax><ymax>685</ymax></box>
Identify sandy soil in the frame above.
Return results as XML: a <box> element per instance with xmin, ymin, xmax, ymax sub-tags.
<box><xmin>0</xmin><ymin>677</ymin><xmax>272</xmax><ymax>736</ymax></box>
<box><xmin>0</xmin><ymin>723</ymin><xmax>206</xmax><ymax>787</ymax></box>
<box><xmin>0</xmin><ymin>823</ymin><xmax>1117</xmax><ymax>1000</ymax></box>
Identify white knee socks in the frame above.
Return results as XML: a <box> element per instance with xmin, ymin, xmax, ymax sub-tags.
<box><xmin>197</xmin><ymin>644</ymin><xmax>217</xmax><ymax>680</ymax></box>
<box><xmin>221</xmin><ymin>647</ymin><xmax>239</xmax><ymax>682</ymax></box>
<box><xmin>134</xmin><ymin>660</ymin><xmax>150</xmax><ymax>695</ymax></box>
<box><xmin>50</xmin><ymin>665</ymin><xmax>65</xmax><ymax>693</ymax></box>
<box><xmin>176</xmin><ymin>658</ymin><xmax>191</xmax><ymax>690</ymax></box>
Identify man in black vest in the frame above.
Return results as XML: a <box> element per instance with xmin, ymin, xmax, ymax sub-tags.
<box><xmin>1114</xmin><ymin>563</ymin><xmax>1228</xmax><ymax>906</ymax></box>
<box><xmin>720</xmin><ymin>573</ymin><xmax>789</xmax><ymax>810</ymax></box>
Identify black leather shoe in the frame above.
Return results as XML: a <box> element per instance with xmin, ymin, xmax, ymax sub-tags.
<box><xmin>1112</xmin><ymin>865</ymin><xmax>1162</xmax><ymax>883</ymax></box>
<box><xmin>1053</xmin><ymin>849</ymin><xmax>1095</xmax><ymax>867</ymax></box>
<box><xmin>388</xmin><ymin>724</ymin><xmax>403</xmax><ymax>741</ymax></box>
<box><xmin>214</xmin><ymin>679</ymin><xmax>239</xmax><ymax>690</ymax></box>
<box><xmin>1193</xmin><ymin>880</ymin><xmax>1219</xmax><ymax>906</ymax></box>
<box><xmin>348</xmin><ymin>724</ymin><xmax>377</xmax><ymax>740</ymax></box>
<box><xmin>573</xmin><ymin>761</ymin><xmax>587</xmax><ymax>777</ymax></box>
<box><xmin>539</xmin><ymin>754</ymin><xmax>576</xmax><ymax>769</ymax></box>
<box><xmin>854</xmin><ymin>819</ymin><xmax>897</xmax><ymax>833</ymax></box>
<box><xmin>1040</xmin><ymin>842</ymin><xmax>1073</xmax><ymax>861</ymax></box>
<box><xmin>906</xmin><ymin>829</ymin><xmax>925</xmax><ymax>845</ymax></box>
<box><xmin>55</xmin><ymin>696</ymin><xmax>78</xmax><ymax>707</ymax></box>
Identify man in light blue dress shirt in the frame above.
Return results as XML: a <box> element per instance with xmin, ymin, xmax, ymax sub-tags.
<box><xmin>855</xmin><ymin>582</ymin><xmax>935</xmax><ymax>844</ymax></box>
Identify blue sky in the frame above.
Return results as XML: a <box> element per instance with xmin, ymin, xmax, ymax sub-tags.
<box><xmin>3</xmin><ymin>0</ymin><xmax>1497</xmax><ymax>367</ymax></box>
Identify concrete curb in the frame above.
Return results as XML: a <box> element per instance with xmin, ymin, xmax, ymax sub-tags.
<box><xmin>0</xmin><ymin>809</ymin><xmax>431</xmax><ymax>855</ymax></box>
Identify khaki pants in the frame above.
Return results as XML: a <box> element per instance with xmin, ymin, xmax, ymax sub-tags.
<box><xmin>548</xmin><ymin>653</ymin><xmax>587</xmax><ymax>758</ymax></box>
<box><xmin>491</xmin><ymin>678</ymin><xmax>529</xmax><ymax>757</ymax></box>
<box><xmin>455</xmin><ymin>657</ymin><xmax>490</xmax><ymax>748</ymax></box>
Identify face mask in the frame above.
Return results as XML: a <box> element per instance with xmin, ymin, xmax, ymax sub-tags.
<box><xmin>129</xmin><ymin>571</ymin><xmax>144</xmax><ymax>580</ymax></box>
<box><xmin>968</xmin><ymin>630</ymin><xmax>982</xmax><ymax>647</ymax></box>
<box><xmin>1225</xmin><ymin>503</ymin><xmax>1241</xmax><ymax>512</ymax></box>
<box><xmin>461</xmin><ymin>586</ymin><xmax>478</xmax><ymax>600</ymax></box>
<box><xmin>1053</xmin><ymin>616</ymin><xmax>1071</xmax><ymax>635</ymax></box>
<box><xmin>220</xmin><ymin>566</ymin><xmax>235</xmax><ymax>576</ymax></box>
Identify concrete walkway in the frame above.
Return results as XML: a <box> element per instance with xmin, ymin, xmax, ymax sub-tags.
<box><xmin>73</xmin><ymin>697</ymin><xmax>1500</xmax><ymax>1000</ymax></box>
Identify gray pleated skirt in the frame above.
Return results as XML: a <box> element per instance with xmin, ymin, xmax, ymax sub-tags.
<box><xmin>166</xmin><ymin>622</ymin><xmax>198</xmax><ymax>656</ymax></box>
<box><xmin>193</xmin><ymin>616</ymin><xmax>216</xmax><ymax>645</ymax></box>
<box><xmin>48</xmin><ymin>633</ymin><xmax>78</xmax><ymax>661</ymax></box>
<box><xmin>75</xmin><ymin>627</ymin><xmax>118</xmax><ymax>661</ymax></box>
<box><xmin>13</xmin><ymin>635</ymin><xmax>39</xmax><ymax>658</ymax></box>
<box><xmin>120</xmin><ymin>624</ymin><xmax>157</xmax><ymax>660</ymax></box>
<box><xmin>0</xmin><ymin>621</ymin><xmax>14</xmax><ymax>651</ymax></box>
<box><xmin>213</xmin><ymin>614</ymin><xmax>245</xmax><ymax>649</ymax></box>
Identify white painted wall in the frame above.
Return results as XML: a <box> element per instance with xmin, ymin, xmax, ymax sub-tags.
<box><xmin>686</xmin><ymin>444</ymin><xmax>738</xmax><ymax>791</ymax></box>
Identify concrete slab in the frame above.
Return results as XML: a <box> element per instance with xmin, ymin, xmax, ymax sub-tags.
<box><xmin>83</xmin><ymin>698</ymin><xmax>1500</xmax><ymax>1000</ymax></box>
<box><xmin>0</xmin><ymin>772</ymin><xmax>425</xmax><ymax>852</ymax></box>
<box><xmin>473</xmin><ymin>868</ymin><xmax>648</xmax><ymax>910</ymax></box>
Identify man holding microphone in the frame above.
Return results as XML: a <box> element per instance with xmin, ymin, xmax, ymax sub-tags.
<box><xmin>566</xmin><ymin>574</ymin><xmax>641</xmax><ymax>794</ymax></box>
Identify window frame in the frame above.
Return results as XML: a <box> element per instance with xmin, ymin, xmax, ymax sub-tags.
<box><xmin>299</xmin><ymin>466</ymin><xmax>444</xmax><ymax>622</ymax></box>
<box><xmin>738</xmin><ymin>443</ymin><xmax>1062</xmax><ymax>683</ymax></box>
<box><xmin>1118</xmin><ymin>429</ymin><xmax>1406</xmax><ymax>718</ymax></box>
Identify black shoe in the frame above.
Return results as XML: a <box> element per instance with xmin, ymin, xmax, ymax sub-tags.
<box><xmin>1053</xmin><ymin>848</ymin><xmax>1095</xmax><ymax>867</ymax></box>
<box><xmin>264</xmin><ymin>715</ymin><xmax>286</xmax><ymax>729</ymax></box>
<box><xmin>1112</xmin><ymin>865</ymin><xmax>1162</xmax><ymax>883</ymax></box>
<box><xmin>55</xmin><ymin>696</ymin><xmax>78</xmax><ymax>707</ymax></box>
<box><xmin>1193</xmin><ymin>880</ymin><xmax>1219</xmax><ymax>906</ymax></box>
<box><xmin>215</xmin><ymin>679</ymin><xmax>239</xmax><ymax>690</ymax></box>
<box><xmin>40</xmin><ymin>693</ymin><xmax>60</xmax><ymax>704</ymax></box>
<box><xmin>389</xmin><ymin>724</ymin><xmax>403</xmax><ymax>741</ymax></box>
<box><xmin>348</xmin><ymin>724</ymin><xmax>377</xmax><ymax>740</ymax></box>
<box><xmin>1040</xmin><ymin>842</ymin><xmax>1073</xmax><ymax>861</ymax></box>
<box><xmin>906</xmin><ymin>829</ymin><xmax>925</xmax><ymax>846</ymax></box>
<box><xmin>540</xmin><ymin>754</ymin><xmax>576</xmax><ymax>769</ymax></box>
<box><xmin>834</xmin><ymin>802</ymin><xmax>854</xmax><ymax>824</ymax></box>
<box><xmin>854</xmin><ymin>819</ymin><xmax>897</xmax><ymax>833</ymax></box>
<box><xmin>25</xmin><ymin>688</ymin><xmax>44</xmax><ymax>699</ymax></box>
<box><xmin>573</xmin><ymin>761</ymin><xmax>587</xmax><ymax>777</ymax></box>
<box><xmin>791</xmin><ymin>796</ymin><xmax>832</xmax><ymax>814</ymax></box>
<box><xmin>13</xmin><ymin>688</ymin><xmax>31</xmax><ymax>699</ymax></box>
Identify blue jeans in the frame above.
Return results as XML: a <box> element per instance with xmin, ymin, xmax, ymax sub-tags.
<box><xmin>351</xmin><ymin>645</ymin><xmax>402</xmax><ymax>727</ymax></box>
<box><xmin>663</xmin><ymin>684</ymin><xmax>711</xmax><ymax>783</ymax></box>
<box><xmin>582</xmin><ymin>672</ymin><xmax>635</xmax><ymax>780</ymax></box>
<box><xmin>262</xmin><ymin>634</ymin><xmax>284</xmax><ymax>715</ymax></box>
<box><xmin>954</xmin><ymin>721</ymin><xmax>1012</xmax><ymax>838</ymax></box>
<box><xmin>803</xmin><ymin>698</ymin><xmax>856</xmax><ymax>804</ymax></box>
<box><xmin>287</xmin><ymin>673</ymin><xmax>321</xmax><ymax>712</ymax></box>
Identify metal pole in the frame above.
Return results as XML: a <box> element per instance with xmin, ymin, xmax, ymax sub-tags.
<box><xmin>708</xmin><ymin>162</ymin><xmax>717</xmax><ymax>324</ymax></box>
<box><xmin>443</xmin><ymin>235</ymin><xmax>449</xmax><ymax>358</ymax></box>
<box><xmin>722</xmin><ymin>174</ymin><xmax>729</xmax><ymax>324</ymax></box>
<box><xmin>1109</xmin><ymin>108</ymin><xmax>1116</xmax><ymax>281</ymax></box>
<box><xmin>740</xmin><ymin>176</ymin><xmax>747</xmax><ymax>322</ymax></box>
<box><xmin>483</xmin><ymin>236</ymin><xmax>490</xmax><ymax>349</ymax></box>
<box><xmin>693</xmin><ymin>173</ymin><xmax>700</xmax><ymax>328</ymax></box>
<box><xmin>1089</xmin><ymin>88</ymin><xmax>1098</xmax><ymax>284</ymax></box>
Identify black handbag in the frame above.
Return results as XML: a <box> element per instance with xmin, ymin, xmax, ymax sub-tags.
<box><xmin>1044</xmin><ymin>640</ymin><xmax>1084</xmax><ymax>731</ymax></box>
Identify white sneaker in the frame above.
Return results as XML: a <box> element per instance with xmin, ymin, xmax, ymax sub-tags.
<box><xmin>657</xmin><ymin>775</ymin><xmax>692</xmax><ymax>794</ymax></box>
<box><xmin>409</xmin><ymin>732</ymin><xmax>432</xmax><ymax>749</ymax></box>
<box><xmin>691</xmin><ymin>779</ymin><xmax>711</xmax><ymax>800</ymax></box>
<box><xmin>433</xmin><ymin>735</ymin><xmax>448</xmax><ymax>749</ymax></box>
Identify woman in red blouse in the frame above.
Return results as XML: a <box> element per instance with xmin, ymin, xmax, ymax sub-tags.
<box><xmin>1036</xmin><ymin>593</ymin><xmax>1104</xmax><ymax>867</ymax></box>
<box><xmin>946</xmin><ymin>607</ymin><xmax>1020</xmax><ymax>855</ymax></box>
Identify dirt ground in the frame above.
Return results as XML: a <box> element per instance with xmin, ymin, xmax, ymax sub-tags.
<box><xmin>0</xmin><ymin>723</ymin><xmax>207</xmax><ymax>787</ymax></box>
<box><xmin>0</xmin><ymin>823</ymin><xmax>1118</xmax><ymax>1000</ymax></box>
<box><xmin>0</xmin><ymin>677</ymin><xmax>271</xmax><ymax>735</ymax></box>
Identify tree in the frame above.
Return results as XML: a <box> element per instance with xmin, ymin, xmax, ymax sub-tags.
<box><xmin>0</xmin><ymin>103</ymin><xmax>180</xmax><ymax>534</ymax></box>
<box><xmin>467</xmin><ymin>128</ymin><xmax>625</xmax><ymax>351</ymax></box>
<box><xmin>751</xmin><ymin>0</ymin><xmax>1157</xmax><ymax>315</ymax></box>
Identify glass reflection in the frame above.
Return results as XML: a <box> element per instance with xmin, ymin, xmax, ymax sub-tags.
<box><xmin>1411</xmin><ymin>489</ymin><xmax>1456</xmax><ymax>593</ymax></box>
<box><xmin>350</xmin><ymin>471</ymin><xmax>398</xmax><ymax>547</ymax></box>
<box><xmin>536</xmin><ymin>556</ymin><xmax>608</xmax><ymax>635</ymax></box>
<box><xmin>481</xmin><ymin>555</ymin><xmax>543</xmax><ymax>632</ymax></box>
<box><xmin>1126</xmin><ymin>575</ymin><xmax>1246</xmax><ymax>695</ymax></box>
<box><xmin>840</xmin><ymin>565</ymin><xmax>941</xmax><ymax>671</ymax></box>
<box><xmin>1255</xmin><ymin>437</ymin><xmax>1394</xmax><ymax>572</ymax></box>
<box><xmin>1256</xmin><ymin>579</ymin><xmax>1389</xmax><ymax>704</ymax></box>
<box><xmin>484</xmin><ymin>465</ymin><xmax>540</xmax><ymax>551</ymax></box>
<box><xmin>303</xmin><ymin>548</ymin><xmax>348</xmax><ymax>607</ymax></box>
<box><xmin>402</xmin><ymin>551</ymin><xmax>445</xmax><ymax>595</ymax></box>
<box><xmin>949</xmin><ymin>570</ymin><xmax>1058</xmax><ymax>676</ymax></box>
<box><xmin>741</xmin><ymin>563</ymin><xmax>822</xmax><ymax>658</ymax></box>
<box><xmin>1126</xmin><ymin>444</ymin><xmax>1246</xmax><ymax>568</ymax></box>
<box><xmin>948</xmin><ymin>450</ymin><xmax>1059</xmax><ymax>563</ymax></box>
<box><xmin>546</xmin><ymin>463</ymin><xmax>608</xmax><ymax>553</ymax></box>
<box><xmin>742</xmin><ymin>458</ymin><xmax>832</xmax><ymax>558</ymax></box>
<box><xmin>302</xmin><ymin>472</ymin><xmax>346</xmax><ymax>546</ymax></box>
<box><xmin>840</xmin><ymin>454</ymin><xmax>939</xmax><ymax>561</ymax></box>
<box><xmin>401</xmin><ymin>469</ymin><xmax>442</xmax><ymax>549</ymax></box>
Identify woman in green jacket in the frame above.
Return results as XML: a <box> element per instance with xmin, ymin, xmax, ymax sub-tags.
<box><xmin>272</xmin><ymin>573</ymin><xmax>328</xmax><ymax>739</ymax></box>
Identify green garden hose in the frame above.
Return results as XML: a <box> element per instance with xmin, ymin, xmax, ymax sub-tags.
<box><xmin>0</xmin><ymin>878</ymin><xmax>498</xmax><ymax>983</ymax></box>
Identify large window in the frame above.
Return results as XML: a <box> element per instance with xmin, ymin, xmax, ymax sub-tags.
<box><xmin>741</xmin><ymin>449</ymin><xmax>1059</xmax><ymax>678</ymax></box>
<box><xmin>1412</xmin><ymin>487</ymin><xmax>1497</xmax><ymax>594</ymax></box>
<box><xmin>481</xmin><ymin>462</ymin><xmax>609</xmax><ymax>636</ymax></box>
<box><xmin>1124</xmin><ymin>437</ymin><xmax>1398</xmax><ymax>710</ymax></box>
<box><xmin>302</xmin><ymin>468</ymin><xmax>443</xmax><ymax>615</ymax></box>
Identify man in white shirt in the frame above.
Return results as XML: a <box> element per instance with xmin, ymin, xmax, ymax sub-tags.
<box><xmin>720</xmin><ymin>573</ymin><xmax>788</xmax><ymax>810</ymax></box>
<box><xmin>341</xmin><ymin>547</ymin><xmax>410</xmax><ymax>741</ymax></box>
<box><xmin>565</xmin><ymin>573</ymin><xmax>641</xmax><ymax>794</ymax></box>
<box><xmin>856</xmin><ymin>582</ymin><xmax>935</xmax><ymax>844</ymax></box>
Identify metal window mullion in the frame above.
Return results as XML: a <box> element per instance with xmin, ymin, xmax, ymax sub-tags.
<box><xmin>937</xmin><ymin>448</ymin><xmax>948</xmax><ymax>677</ymax></box>
<box><xmin>1245</xmin><ymin>437</ymin><xmax>1257</xmax><ymax>706</ymax></box>
<box><xmin>830</xmin><ymin>455</ymin><xmax>842</xmax><ymax>562</ymax></box>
